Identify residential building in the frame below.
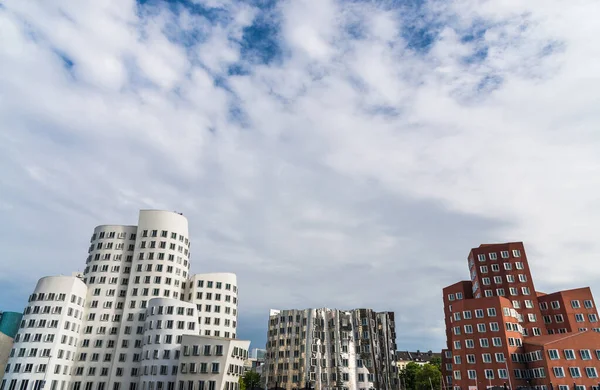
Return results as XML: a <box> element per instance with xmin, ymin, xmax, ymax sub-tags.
<box><xmin>1</xmin><ymin>210</ymin><xmax>248</xmax><ymax>390</ymax></box>
<box><xmin>442</xmin><ymin>242</ymin><xmax>600</xmax><ymax>390</ymax></box>
<box><xmin>263</xmin><ymin>308</ymin><xmax>399</xmax><ymax>390</ymax></box>
<box><xmin>396</xmin><ymin>350</ymin><xmax>440</xmax><ymax>370</ymax></box>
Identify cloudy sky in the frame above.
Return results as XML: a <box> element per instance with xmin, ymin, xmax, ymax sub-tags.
<box><xmin>2</xmin><ymin>0</ymin><xmax>600</xmax><ymax>351</ymax></box>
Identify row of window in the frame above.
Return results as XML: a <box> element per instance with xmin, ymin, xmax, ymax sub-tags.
<box><xmin>194</xmin><ymin>280</ymin><xmax>236</xmax><ymax>292</ymax></box>
<box><xmin>476</xmin><ymin>250</ymin><xmax>521</xmax><ymax>262</ymax></box>
<box><xmin>91</xmin><ymin>231</ymin><xmax>135</xmax><ymax>241</ymax></box>
<box><xmin>453</xmin><ymin>336</ymin><xmax>522</xmax><ymax>349</ymax></box>
<box><xmin>454</xmin><ymin>368</ymin><xmax>509</xmax><ymax>380</ymax></box>
<box><xmin>480</xmin><ymin>273</ymin><xmax>527</xmax><ymax>284</ymax></box>
<box><xmin>547</xmin><ymin>348</ymin><xmax>600</xmax><ymax>360</ymax></box>
<box><xmin>479</xmin><ymin>263</ymin><xmax>526</xmax><ymax>274</ymax></box>
<box><xmin>540</xmin><ymin>299</ymin><xmax>595</xmax><ymax>310</ymax></box>
<box><xmin>552</xmin><ymin>366</ymin><xmax>598</xmax><ymax>379</ymax></box>
<box><xmin>543</xmin><ymin>313</ymin><xmax>599</xmax><ymax>323</ymax></box>
<box><xmin>269</xmin><ymin>372</ymin><xmax>376</xmax><ymax>383</ymax></box>
<box><xmin>29</xmin><ymin>293</ymin><xmax>79</xmax><ymax>304</ymax></box>
<box><xmin>19</xmin><ymin>318</ymin><xmax>80</xmax><ymax>333</ymax></box>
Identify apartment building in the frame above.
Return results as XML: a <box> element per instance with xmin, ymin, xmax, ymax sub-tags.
<box><xmin>1</xmin><ymin>210</ymin><xmax>248</xmax><ymax>390</ymax></box>
<box><xmin>442</xmin><ymin>242</ymin><xmax>600</xmax><ymax>390</ymax></box>
<box><xmin>263</xmin><ymin>308</ymin><xmax>399</xmax><ymax>390</ymax></box>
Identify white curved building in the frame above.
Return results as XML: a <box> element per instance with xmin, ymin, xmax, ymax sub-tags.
<box><xmin>2</xmin><ymin>276</ymin><xmax>87</xmax><ymax>390</ymax></box>
<box><xmin>186</xmin><ymin>273</ymin><xmax>239</xmax><ymax>339</ymax></box>
<box><xmin>1</xmin><ymin>210</ymin><xmax>249</xmax><ymax>390</ymax></box>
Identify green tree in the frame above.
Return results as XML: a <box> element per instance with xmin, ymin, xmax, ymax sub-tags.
<box><xmin>399</xmin><ymin>362</ymin><xmax>422</xmax><ymax>390</ymax></box>
<box><xmin>415</xmin><ymin>363</ymin><xmax>442</xmax><ymax>390</ymax></box>
<box><xmin>239</xmin><ymin>371</ymin><xmax>261</xmax><ymax>390</ymax></box>
<box><xmin>429</xmin><ymin>356</ymin><xmax>442</xmax><ymax>371</ymax></box>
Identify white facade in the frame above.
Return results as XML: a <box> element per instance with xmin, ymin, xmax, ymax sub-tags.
<box><xmin>2</xmin><ymin>276</ymin><xmax>87</xmax><ymax>390</ymax></box>
<box><xmin>185</xmin><ymin>274</ymin><xmax>238</xmax><ymax>339</ymax></box>
<box><xmin>1</xmin><ymin>210</ymin><xmax>247</xmax><ymax>390</ymax></box>
<box><xmin>176</xmin><ymin>335</ymin><xmax>248</xmax><ymax>390</ymax></box>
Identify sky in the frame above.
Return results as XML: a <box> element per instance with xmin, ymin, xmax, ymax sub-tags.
<box><xmin>1</xmin><ymin>0</ymin><xmax>600</xmax><ymax>352</ymax></box>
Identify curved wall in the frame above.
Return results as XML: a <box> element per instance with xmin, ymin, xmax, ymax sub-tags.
<box><xmin>139</xmin><ymin>298</ymin><xmax>200</xmax><ymax>390</ymax></box>
<box><xmin>110</xmin><ymin>210</ymin><xmax>191</xmax><ymax>389</ymax></box>
<box><xmin>2</xmin><ymin>276</ymin><xmax>87</xmax><ymax>390</ymax></box>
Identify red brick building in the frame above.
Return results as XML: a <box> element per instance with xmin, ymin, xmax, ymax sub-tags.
<box><xmin>442</xmin><ymin>242</ymin><xmax>600</xmax><ymax>390</ymax></box>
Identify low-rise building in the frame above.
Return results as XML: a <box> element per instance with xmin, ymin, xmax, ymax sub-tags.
<box><xmin>396</xmin><ymin>350</ymin><xmax>440</xmax><ymax>370</ymax></box>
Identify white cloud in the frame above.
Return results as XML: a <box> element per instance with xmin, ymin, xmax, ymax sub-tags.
<box><xmin>1</xmin><ymin>0</ymin><xmax>600</xmax><ymax>350</ymax></box>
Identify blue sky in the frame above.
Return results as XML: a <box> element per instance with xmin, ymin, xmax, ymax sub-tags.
<box><xmin>2</xmin><ymin>0</ymin><xmax>600</xmax><ymax>352</ymax></box>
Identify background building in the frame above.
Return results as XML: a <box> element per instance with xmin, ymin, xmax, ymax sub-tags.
<box><xmin>1</xmin><ymin>210</ymin><xmax>248</xmax><ymax>390</ymax></box>
<box><xmin>263</xmin><ymin>308</ymin><xmax>399</xmax><ymax>390</ymax></box>
<box><xmin>396</xmin><ymin>350</ymin><xmax>440</xmax><ymax>370</ymax></box>
<box><xmin>0</xmin><ymin>312</ymin><xmax>23</xmax><ymax>377</ymax></box>
<box><xmin>442</xmin><ymin>242</ymin><xmax>600</xmax><ymax>390</ymax></box>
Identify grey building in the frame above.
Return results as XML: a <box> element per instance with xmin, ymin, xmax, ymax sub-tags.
<box><xmin>263</xmin><ymin>308</ymin><xmax>399</xmax><ymax>390</ymax></box>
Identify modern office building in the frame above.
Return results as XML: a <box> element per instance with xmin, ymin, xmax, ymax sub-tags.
<box><xmin>442</xmin><ymin>242</ymin><xmax>600</xmax><ymax>390</ymax></box>
<box><xmin>1</xmin><ymin>210</ymin><xmax>248</xmax><ymax>390</ymax></box>
<box><xmin>263</xmin><ymin>308</ymin><xmax>399</xmax><ymax>390</ymax></box>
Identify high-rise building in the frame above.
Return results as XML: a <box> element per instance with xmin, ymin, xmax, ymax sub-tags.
<box><xmin>263</xmin><ymin>308</ymin><xmax>399</xmax><ymax>390</ymax></box>
<box><xmin>442</xmin><ymin>242</ymin><xmax>600</xmax><ymax>390</ymax></box>
<box><xmin>1</xmin><ymin>210</ymin><xmax>248</xmax><ymax>390</ymax></box>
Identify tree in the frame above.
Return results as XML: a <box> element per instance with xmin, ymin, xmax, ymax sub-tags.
<box><xmin>399</xmin><ymin>362</ymin><xmax>442</xmax><ymax>390</ymax></box>
<box><xmin>415</xmin><ymin>363</ymin><xmax>442</xmax><ymax>390</ymax></box>
<box><xmin>239</xmin><ymin>371</ymin><xmax>261</xmax><ymax>390</ymax></box>
<box><xmin>399</xmin><ymin>362</ymin><xmax>421</xmax><ymax>390</ymax></box>
<box><xmin>429</xmin><ymin>356</ymin><xmax>442</xmax><ymax>371</ymax></box>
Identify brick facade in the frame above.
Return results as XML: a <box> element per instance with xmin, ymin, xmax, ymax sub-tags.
<box><xmin>442</xmin><ymin>242</ymin><xmax>600</xmax><ymax>390</ymax></box>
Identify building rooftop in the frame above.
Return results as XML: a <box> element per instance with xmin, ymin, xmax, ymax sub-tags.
<box><xmin>396</xmin><ymin>350</ymin><xmax>440</xmax><ymax>362</ymax></box>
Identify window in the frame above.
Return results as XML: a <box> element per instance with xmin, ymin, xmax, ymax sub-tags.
<box><xmin>515</xmin><ymin>261</ymin><xmax>524</xmax><ymax>269</ymax></box>
<box><xmin>463</xmin><ymin>311</ymin><xmax>472</xmax><ymax>319</ymax></box>
<box><xmin>482</xmin><ymin>277</ymin><xmax>491</xmax><ymax>285</ymax></box>
<box><xmin>551</xmin><ymin>301</ymin><xmax>560</xmax><ymax>309</ymax></box>
<box><xmin>477</xmin><ymin>254</ymin><xmax>486</xmax><ymax>262</ymax></box>
<box><xmin>491</xmin><ymin>264</ymin><xmax>500</xmax><ymax>272</ymax></box>
<box><xmin>518</xmin><ymin>274</ymin><xmax>527</xmax><ymax>282</ymax></box>
<box><xmin>498</xmin><ymin>369</ymin><xmax>508</xmax><ymax>379</ymax></box>
<box><xmin>487</xmin><ymin>308</ymin><xmax>496</xmax><ymax>316</ymax></box>
<box><xmin>512</xmin><ymin>249</ymin><xmax>521</xmax><ymax>257</ymax></box>
<box><xmin>490</xmin><ymin>322</ymin><xmax>499</xmax><ymax>331</ymax></box>
<box><xmin>503</xmin><ymin>262</ymin><xmax>512</xmax><ymax>270</ymax></box>
<box><xmin>555</xmin><ymin>314</ymin><xmax>564</xmax><ymax>323</ymax></box>
<box><xmin>475</xmin><ymin>309</ymin><xmax>484</xmax><ymax>318</ymax></box>
<box><xmin>453</xmin><ymin>341</ymin><xmax>461</xmax><ymax>349</ymax></box>
<box><xmin>589</xmin><ymin>314</ymin><xmax>598</xmax><ymax>322</ymax></box>
<box><xmin>467</xmin><ymin>370</ymin><xmax>476</xmax><ymax>379</ymax></box>
<box><xmin>465</xmin><ymin>339</ymin><xmax>474</xmax><ymax>349</ymax></box>
<box><xmin>489</xmin><ymin>252</ymin><xmax>497</xmax><ymax>260</ymax></box>
<box><xmin>480</xmin><ymin>266</ymin><xmax>488</xmax><ymax>273</ymax></box>
<box><xmin>585</xmin><ymin>367</ymin><xmax>598</xmax><ymax>378</ymax></box>
<box><xmin>479</xmin><ymin>339</ymin><xmax>489</xmax><ymax>348</ymax></box>
<box><xmin>477</xmin><ymin>324</ymin><xmax>486</xmax><ymax>333</ymax></box>
<box><xmin>453</xmin><ymin>356</ymin><xmax>461</xmax><ymax>364</ymax></box>
<box><xmin>571</xmin><ymin>300</ymin><xmax>581</xmax><ymax>308</ymax></box>
<box><xmin>484</xmin><ymin>369</ymin><xmax>494</xmax><ymax>379</ymax></box>
<box><xmin>584</xmin><ymin>300</ymin><xmax>594</xmax><ymax>309</ymax></box>
<box><xmin>540</xmin><ymin>302</ymin><xmax>548</xmax><ymax>310</ymax></box>
<box><xmin>575</xmin><ymin>314</ymin><xmax>585</xmax><ymax>322</ymax></box>
<box><xmin>482</xmin><ymin>353</ymin><xmax>492</xmax><ymax>363</ymax></box>
<box><xmin>501</xmin><ymin>251</ymin><xmax>509</xmax><ymax>258</ymax></box>
<box><xmin>464</xmin><ymin>325</ymin><xmax>473</xmax><ymax>334</ymax></box>
<box><xmin>466</xmin><ymin>354</ymin><xmax>476</xmax><ymax>364</ymax></box>
<box><xmin>559</xmin><ymin>350</ymin><xmax>576</xmax><ymax>362</ymax></box>
<box><xmin>569</xmin><ymin>367</ymin><xmax>581</xmax><ymax>378</ymax></box>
